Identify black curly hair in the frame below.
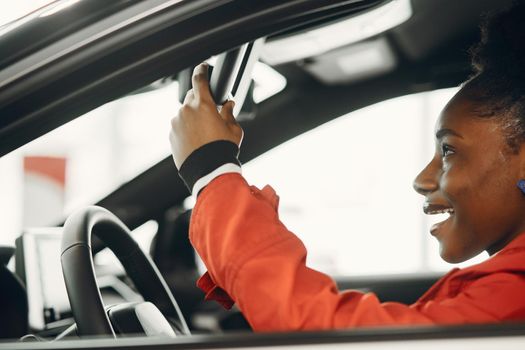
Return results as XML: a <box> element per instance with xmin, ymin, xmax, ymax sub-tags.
<box><xmin>462</xmin><ymin>1</ymin><xmax>525</xmax><ymax>152</ymax></box>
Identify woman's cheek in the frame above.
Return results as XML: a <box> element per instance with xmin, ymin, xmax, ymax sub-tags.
<box><xmin>439</xmin><ymin>167</ymin><xmax>468</xmax><ymax>204</ymax></box>
<box><xmin>438</xmin><ymin>166</ymin><xmax>454</xmax><ymax>193</ymax></box>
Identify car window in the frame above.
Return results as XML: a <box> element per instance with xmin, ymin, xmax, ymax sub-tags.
<box><xmin>0</xmin><ymin>83</ymin><xmax>178</xmax><ymax>245</ymax></box>
<box><xmin>0</xmin><ymin>61</ymin><xmax>284</xmax><ymax>247</ymax></box>
<box><xmin>243</xmin><ymin>88</ymin><xmax>487</xmax><ymax>277</ymax></box>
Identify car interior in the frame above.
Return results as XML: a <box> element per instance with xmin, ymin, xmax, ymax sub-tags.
<box><xmin>0</xmin><ymin>0</ymin><xmax>523</xmax><ymax>347</ymax></box>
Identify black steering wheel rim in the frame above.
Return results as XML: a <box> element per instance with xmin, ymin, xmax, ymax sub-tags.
<box><xmin>61</xmin><ymin>206</ymin><xmax>190</xmax><ymax>337</ymax></box>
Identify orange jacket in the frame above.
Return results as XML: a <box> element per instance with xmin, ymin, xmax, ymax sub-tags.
<box><xmin>189</xmin><ymin>173</ymin><xmax>525</xmax><ymax>331</ymax></box>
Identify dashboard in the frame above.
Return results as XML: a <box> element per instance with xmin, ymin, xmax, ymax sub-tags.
<box><xmin>14</xmin><ymin>228</ymin><xmax>142</xmax><ymax>333</ymax></box>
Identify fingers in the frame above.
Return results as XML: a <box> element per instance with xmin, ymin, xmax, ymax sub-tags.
<box><xmin>183</xmin><ymin>89</ymin><xmax>194</xmax><ymax>105</ymax></box>
<box><xmin>191</xmin><ymin>63</ymin><xmax>213</xmax><ymax>103</ymax></box>
<box><xmin>219</xmin><ymin>100</ymin><xmax>244</xmax><ymax>145</ymax></box>
<box><xmin>219</xmin><ymin>100</ymin><xmax>236</xmax><ymax>123</ymax></box>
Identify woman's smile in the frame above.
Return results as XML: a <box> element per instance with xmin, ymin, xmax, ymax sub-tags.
<box><xmin>424</xmin><ymin>203</ymin><xmax>455</xmax><ymax>237</ymax></box>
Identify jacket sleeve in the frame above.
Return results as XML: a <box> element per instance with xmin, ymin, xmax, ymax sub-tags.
<box><xmin>189</xmin><ymin>173</ymin><xmax>523</xmax><ymax>331</ymax></box>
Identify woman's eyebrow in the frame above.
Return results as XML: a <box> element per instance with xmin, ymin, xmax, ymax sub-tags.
<box><xmin>436</xmin><ymin>128</ymin><xmax>463</xmax><ymax>140</ymax></box>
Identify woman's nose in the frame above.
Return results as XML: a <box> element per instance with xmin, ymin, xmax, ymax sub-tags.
<box><xmin>413</xmin><ymin>160</ymin><xmax>439</xmax><ymax>195</ymax></box>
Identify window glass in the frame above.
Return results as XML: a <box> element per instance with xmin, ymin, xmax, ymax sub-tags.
<box><xmin>243</xmin><ymin>88</ymin><xmax>487</xmax><ymax>276</ymax></box>
<box><xmin>0</xmin><ymin>60</ymin><xmax>285</xmax><ymax>247</ymax></box>
<box><xmin>0</xmin><ymin>83</ymin><xmax>178</xmax><ymax>245</ymax></box>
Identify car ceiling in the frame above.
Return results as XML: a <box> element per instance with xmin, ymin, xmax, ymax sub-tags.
<box><xmin>283</xmin><ymin>0</ymin><xmax>514</xmax><ymax>85</ymax></box>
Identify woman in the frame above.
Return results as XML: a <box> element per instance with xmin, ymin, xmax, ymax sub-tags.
<box><xmin>169</xmin><ymin>2</ymin><xmax>525</xmax><ymax>330</ymax></box>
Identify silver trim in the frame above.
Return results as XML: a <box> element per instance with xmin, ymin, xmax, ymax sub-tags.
<box><xmin>1</xmin><ymin>333</ymin><xmax>525</xmax><ymax>349</ymax></box>
<box><xmin>0</xmin><ymin>0</ymin><xmax>187</xmax><ymax>91</ymax></box>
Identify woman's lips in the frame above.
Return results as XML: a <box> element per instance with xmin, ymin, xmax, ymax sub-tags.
<box><xmin>424</xmin><ymin>203</ymin><xmax>455</xmax><ymax>236</ymax></box>
<box><xmin>429</xmin><ymin>213</ymin><xmax>454</xmax><ymax>236</ymax></box>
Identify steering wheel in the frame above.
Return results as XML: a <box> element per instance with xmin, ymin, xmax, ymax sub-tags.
<box><xmin>61</xmin><ymin>206</ymin><xmax>190</xmax><ymax>337</ymax></box>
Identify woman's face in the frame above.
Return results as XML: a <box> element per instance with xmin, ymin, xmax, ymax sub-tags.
<box><xmin>413</xmin><ymin>89</ymin><xmax>525</xmax><ymax>263</ymax></box>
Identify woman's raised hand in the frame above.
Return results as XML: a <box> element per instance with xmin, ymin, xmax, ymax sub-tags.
<box><xmin>169</xmin><ymin>63</ymin><xmax>243</xmax><ymax>169</ymax></box>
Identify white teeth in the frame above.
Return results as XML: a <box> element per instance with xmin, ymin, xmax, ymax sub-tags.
<box><xmin>428</xmin><ymin>208</ymin><xmax>454</xmax><ymax>215</ymax></box>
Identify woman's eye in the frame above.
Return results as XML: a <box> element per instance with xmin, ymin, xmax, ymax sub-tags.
<box><xmin>441</xmin><ymin>144</ymin><xmax>455</xmax><ymax>158</ymax></box>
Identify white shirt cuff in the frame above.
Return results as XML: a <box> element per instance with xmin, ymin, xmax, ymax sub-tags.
<box><xmin>192</xmin><ymin>163</ymin><xmax>242</xmax><ymax>197</ymax></box>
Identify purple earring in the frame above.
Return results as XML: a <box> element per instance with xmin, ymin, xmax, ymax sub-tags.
<box><xmin>518</xmin><ymin>180</ymin><xmax>525</xmax><ymax>194</ymax></box>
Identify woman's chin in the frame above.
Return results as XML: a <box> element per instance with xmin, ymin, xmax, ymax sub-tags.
<box><xmin>433</xmin><ymin>220</ymin><xmax>470</xmax><ymax>263</ymax></box>
<box><xmin>438</xmin><ymin>242</ymin><xmax>469</xmax><ymax>264</ymax></box>
<box><xmin>439</xmin><ymin>242</ymin><xmax>481</xmax><ymax>264</ymax></box>
<box><xmin>440</xmin><ymin>250</ymin><xmax>465</xmax><ymax>264</ymax></box>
